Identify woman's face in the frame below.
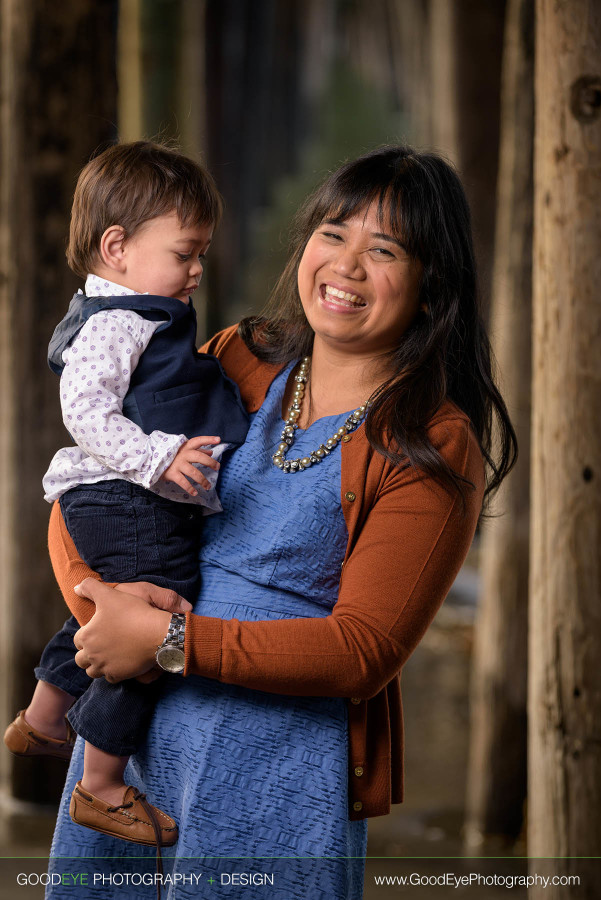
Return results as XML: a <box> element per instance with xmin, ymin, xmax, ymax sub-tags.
<box><xmin>297</xmin><ymin>202</ymin><xmax>423</xmax><ymax>359</ymax></box>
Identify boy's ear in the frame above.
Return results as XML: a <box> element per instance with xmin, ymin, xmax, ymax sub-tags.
<box><xmin>99</xmin><ymin>225</ymin><xmax>127</xmax><ymax>272</ymax></box>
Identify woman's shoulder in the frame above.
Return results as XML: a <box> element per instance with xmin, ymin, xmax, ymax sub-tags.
<box><xmin>199</xmin><ymin>323</ymin><xmax>244</xmax><ymax>358</ymax></box>
<box><xmin>345</xmin><ymin>398</ymin><xmax>484</xmax><ymax>495</ymax></box>
<box><xmin>425</xmin><ymin>400</ymin><xmax>483</xmax><ymax>475</ymax></box>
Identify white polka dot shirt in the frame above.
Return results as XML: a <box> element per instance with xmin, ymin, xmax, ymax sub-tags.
<box><xmin>42</xmin><ymin>276</ymin><xmax>225</xmax><ymax>512</ymax></box>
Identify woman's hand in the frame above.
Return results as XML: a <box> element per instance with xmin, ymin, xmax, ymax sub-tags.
<box><xmin>112</xmin><ymin>581</ymin><xmax>193</xmax><ymax>614</ymax></box>
<box><xmin>72</xmin><ymin>579</ymin><xmax>175</xmax><ymax>682</ymax></box>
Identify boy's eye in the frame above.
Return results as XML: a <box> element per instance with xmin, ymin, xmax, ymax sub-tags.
<box><xmin>177</xmin><ymin>253</ymin><xmax>207</xmax><ymax>262</ymax></box>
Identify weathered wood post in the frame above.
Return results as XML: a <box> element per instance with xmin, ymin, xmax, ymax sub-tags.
<box><xmin>0</xmin><ymin>0</ymin><xmax>117</xmax><ymax>808</ymax></box>
<box><xmin>529</xmin><ymin>0</ymin><xmax>601</xmax><ymax>895</ymax></box>
<box><xmin>465</xmin><ymin>0</ymin><xmax>533</xmax><ymax>849</ymax></box>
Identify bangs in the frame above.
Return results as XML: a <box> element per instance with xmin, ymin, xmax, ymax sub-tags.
<box><xmin>308</xmin><ymin>162</ymin><xmax>423</xmax><ymax>261</ymax></box>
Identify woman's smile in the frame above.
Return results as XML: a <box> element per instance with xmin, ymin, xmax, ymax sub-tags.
<box><xmin>319</xmin><ymin>282</ymin><xmax>368</xmax><ymax>311</ymax></box>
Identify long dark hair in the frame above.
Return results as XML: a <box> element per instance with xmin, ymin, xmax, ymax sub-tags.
<box><xmin>239</xmin><ymin>146</ymin><xmax>517</xmax><ymax>507</ymax></box>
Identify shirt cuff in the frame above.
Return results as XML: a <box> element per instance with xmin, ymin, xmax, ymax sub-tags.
<box><xmin>184</xmin><ymin>613</ymin><xmax>222</xmax><ymax>679</ymax></box>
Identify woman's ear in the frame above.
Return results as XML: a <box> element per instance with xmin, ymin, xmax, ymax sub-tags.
<box><xmin>99</xmin><ymin>225</ymin><xmax>127</xmax><ymax>273</ymax></box>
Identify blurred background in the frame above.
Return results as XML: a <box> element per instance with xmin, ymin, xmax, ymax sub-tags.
<box><xmin>0</xmin><ymin>1</ymin><xmax>599</xmax><ymax>897</ymax></box>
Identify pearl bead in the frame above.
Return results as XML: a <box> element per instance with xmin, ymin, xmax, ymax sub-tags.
<box><xmin>301</xmin><ymin>457</ymin><xmax>311</xmax><ymax>467</ymax></box>
<box><xmin>326</xmin><ymin>438</ymin><xmax>336</xmax><ymax>449</ymax></box>
<box><xmin>337</xmin><ymin>427</ymin><xmax>346</xmax><ymax>437</ymax></box>
<box><xmin>315</xmin><ymin>448</ymin><xmax>325</xmax><ymax>458</ymax></box>
<box><xmin>277</xmin><ymin>442</ymin><xmax>288</xmax><ymax>453</ymax></box>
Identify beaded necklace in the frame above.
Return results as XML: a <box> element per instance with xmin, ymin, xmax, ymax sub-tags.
<box><xmin>271</xmin><ymin>357</ymin><xmax>372</xmax><ymax>473</ymax></box>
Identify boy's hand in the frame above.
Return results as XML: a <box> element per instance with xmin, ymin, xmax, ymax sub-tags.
<box><xmin>160</xmin><ymin>435</ymin><xmax>221</xmax><ymax>496</ymax></box>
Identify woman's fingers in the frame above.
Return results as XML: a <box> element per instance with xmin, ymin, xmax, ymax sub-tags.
<box><xmin>74</xmin><ymin>576</ymin><xmax>104</xmax><ymax>600</ymax></box>
<box><xmin>114</xmin><ymin>581</ymin><xmax>192</xmax><ymax>613</ymax></box>
<box><xmin>70</xmin><ymin>584</ymin><xmax>172</xmax><ymax>682</ymax></box>
<box><xmin>148</xmin><ymin>588</ymin><xmax>192</xmax><ymax>613</ymax></box>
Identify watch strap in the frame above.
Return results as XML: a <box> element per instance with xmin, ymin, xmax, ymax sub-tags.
<box><xmin>159</xmin><ymin>612</ymin><xmax>186</xmax><ymax>652</ymax></box>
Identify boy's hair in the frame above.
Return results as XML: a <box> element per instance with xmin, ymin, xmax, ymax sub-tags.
<box><xmin>66</xmin><ymin>141</ymin><xmax>223</xmax><ymax>278</ymax></box>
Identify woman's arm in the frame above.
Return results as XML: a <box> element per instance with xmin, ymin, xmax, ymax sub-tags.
<box><xmin>48</xmin><ymin>501</ymin><xmax>193</xmax><ymax>627</ymax></box>
<box><xmin>52</xmin><ymin>416</ymin><xmax>484</xmax><ymax>697</ymax></box>
<box><xmin>186</xmin><ymin>415</ymin><xmax>483</xmax><ymax>698</ymax></box>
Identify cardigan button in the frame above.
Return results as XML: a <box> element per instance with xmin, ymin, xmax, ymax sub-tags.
<box><xmin>353</xmin><ymin>801</ymin><xmax>363</xmax><ymax>812</ymax></box>
<box><xmin>350</xmin><ymin>697</ymin><xmax>361</xmax><ymax>705</ymax></box>
<box><xmin>354</xmin><ymin>766</ymin><xmax>364</xmax><ymax>777</ymax></box>
<box><xmin>345</xmin><ymin>491</ymin><xmax>356</xmax><ymax>502</ymax></box>
<box><xmin>342</xmin><ymin>434</ymin><xmax>352</xmax><ymax>443</ymax></box>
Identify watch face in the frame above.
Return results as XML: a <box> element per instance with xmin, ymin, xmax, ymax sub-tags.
<box><xmin>156</xmin><ymin>646</ymin><xmax>185</xmax><ymax>673</ymax></box>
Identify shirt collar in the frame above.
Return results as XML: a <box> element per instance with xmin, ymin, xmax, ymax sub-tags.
<box><xmin>84</xmin><ymin>274</ymin><xmax>145</xmax><ymax>297</ymax></box>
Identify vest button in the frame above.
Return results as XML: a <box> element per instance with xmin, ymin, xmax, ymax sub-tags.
<box><xmin>350</xmin><ymin>697</ymin><xmax>361</xmax><ymax>705</ymax></box>
<box><xmin>345</xmin><ymin>491</ymin><xmax>356</xmax><ymax>502</ymax></box>
<box><xmin>353</xmin><ymin>801</ymin><xmax>363</xmax><ymax>812</ymax></box>
<box><xmin>354</xmin><ymin>766</ymin><xmax>364</xmax><ymax>777</ymax></box>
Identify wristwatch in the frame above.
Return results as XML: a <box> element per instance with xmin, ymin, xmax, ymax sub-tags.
<box><xmin>155</xmin><ymin>612</ymin><xmax>186</xmax><ymax>673</ymax></box>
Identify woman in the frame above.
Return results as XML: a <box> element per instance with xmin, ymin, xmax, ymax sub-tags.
<box><xmin>46</xmin><ymin>146</ymin><xmax>515</xmax><ymax>898</ymax></box>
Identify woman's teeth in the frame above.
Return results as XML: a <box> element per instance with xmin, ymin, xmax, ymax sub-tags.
<box><xmin>324</xmin><ymin>285</ymin><xmax>366</xmax><ymax>307</ymax></box>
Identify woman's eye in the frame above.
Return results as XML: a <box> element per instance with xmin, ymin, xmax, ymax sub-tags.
<box><xmin>371</xmin><ymin>247</ymin><xmax>403</xmax><ymax>260</ymax></box>
<box><xmin>320</xmin><ymin>230</ymin><xmax>343</xmax><ymax>241</ymax></box>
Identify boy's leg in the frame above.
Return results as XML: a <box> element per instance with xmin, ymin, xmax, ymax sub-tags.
<box><xmin>62</xmin><ymin>481</ymin><xmax>202</xmax><ymax>759</ymax></box>
<box><xmin>4</xmin><ymin>617</ymin><xmax>89</xmax><ymax>758</ymax></box>
<box><xmin>34</xmin><ymin>615</ymin><xmax>93</xmax><ymax>699</ymax></box>
<box><xmin>61</xmin><ymin>483</ymin><xmax>200</xmax><ymax>844</ymax></box>
<box><xmin>25</xmin><ymin>682</ymin><xmax>74</xmax><ymax>740</ymax></box>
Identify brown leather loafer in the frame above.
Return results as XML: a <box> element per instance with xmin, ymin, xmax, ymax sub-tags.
<box><xmin>69</xmin><ymin>782</ymin><xmax>178</xmax><ymax>847</ymax></box>
<box><xmin>4</xmin><ymin>710</ymin><xmax>75</xmax><ymax>761</ymax></box>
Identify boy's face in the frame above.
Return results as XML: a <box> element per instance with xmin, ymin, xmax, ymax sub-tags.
<box><xmin>116</xmin><ymin>212</ymin><xmax>213</xmax><ymax>302</ymax></box>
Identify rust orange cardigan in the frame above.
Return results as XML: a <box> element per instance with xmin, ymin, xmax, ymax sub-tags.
<box><xmin>48</xmin><ymin>325</ymin><xmax>485</xmax><ymax>820</ymax></box>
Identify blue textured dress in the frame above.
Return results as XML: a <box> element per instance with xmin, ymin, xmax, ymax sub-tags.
<box><xmin>48</xmin><ymin>361</ymin><xmax>368</xmax><ymax>899</ymax></box>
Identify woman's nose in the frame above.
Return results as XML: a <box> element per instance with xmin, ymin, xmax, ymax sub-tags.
<box><xmin>332</xmin><ymin>246</ymin><xmax>365</xmax><ymax>279</ymax></box>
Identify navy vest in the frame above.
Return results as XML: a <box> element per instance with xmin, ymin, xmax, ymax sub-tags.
<box><xmin>48</xmin><ymin>293</ymin><xmax>249</xmax><ymax>445</ymax></box>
